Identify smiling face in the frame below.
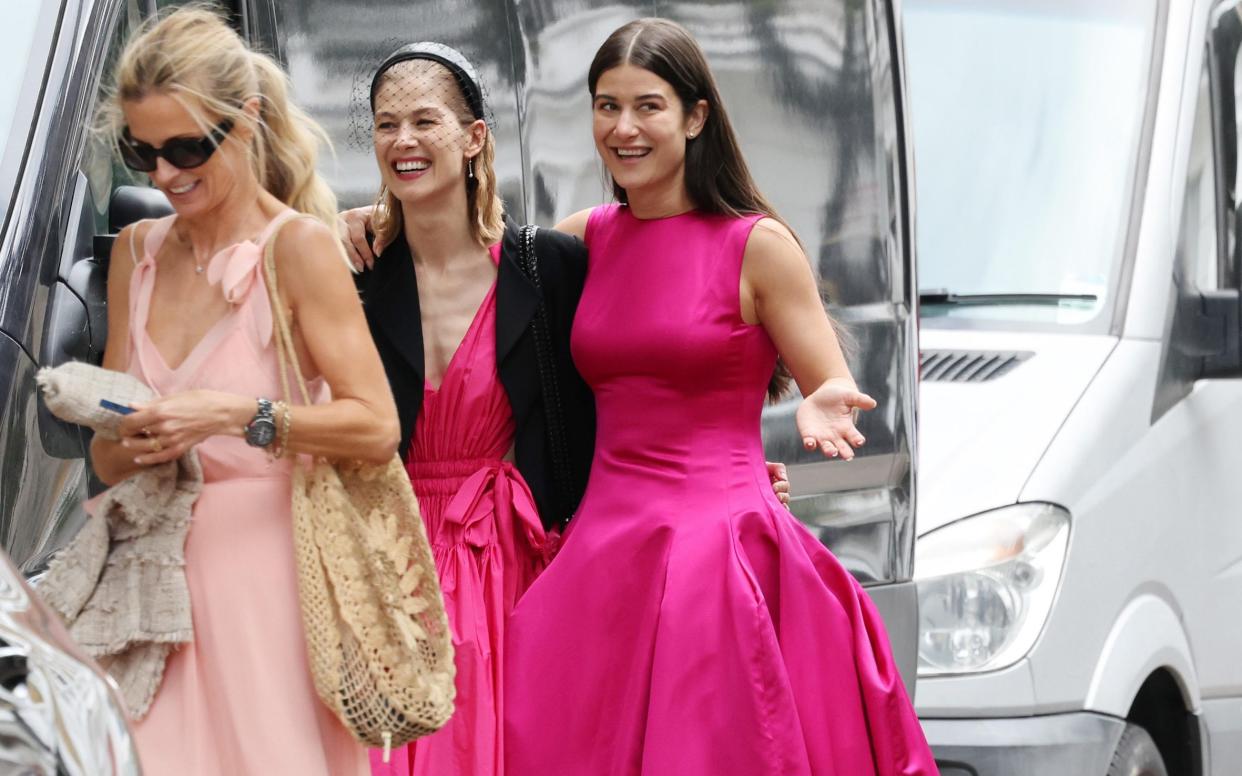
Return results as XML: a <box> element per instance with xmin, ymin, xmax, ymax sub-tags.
<box><xmin>372</xmin><ymin>62</ymin><xmax>484</xmax><ymax>209</ymax></box>
<box><xmin>592</xmin><ymin>64</ymin><xmax>707</xmax><ymax>207</ymax></box>
<box><xmin>121</xmin><ymin>92</ymin><xmax>251</xmax><ymax>219</ymax></box>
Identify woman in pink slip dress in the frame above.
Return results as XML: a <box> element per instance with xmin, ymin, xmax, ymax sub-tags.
<box><xmin>89</xmin><ymin>9</ymin><xmax>395</xmax><ymax>775</ymax></box>
<box><xmin>504</xmin><ymin>19</ymin><xmax>939</xmax><ymax>776</ymax></box>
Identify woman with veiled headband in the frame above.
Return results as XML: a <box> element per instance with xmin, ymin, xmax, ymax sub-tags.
<box><xmin>349</xmin><ymin>42</ymin><xmax>588</xmax><ymax>776</ymax></box>
<box><xmin>344</xmin><ymin>41</ymin><xmax>795</xmax><ymax>775</ymax></box>
<box><xmin>92</xmin><ymin>7</ymin><xmax>395</xmax><ymax>774</ymax></box>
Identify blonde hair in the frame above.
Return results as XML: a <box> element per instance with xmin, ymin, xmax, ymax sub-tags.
<box><xmin>99</xmin><ymin>4</ymin><xmax>338</xmax><ymax>225</ymax></box>
<box><xmin>370</xmin><ymin>59</ymin><xmax>504</xmax><ymax>251</ymax></box>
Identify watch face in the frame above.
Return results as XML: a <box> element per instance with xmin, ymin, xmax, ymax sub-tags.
<box><xmin>247</xmin><ymin>420</ymin><xmax>276</xmax><ymax>447</ymax></box>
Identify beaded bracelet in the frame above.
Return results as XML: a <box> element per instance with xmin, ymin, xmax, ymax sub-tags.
<box><xmin>273</xmin><ymin>400</ymin><xmax>292</xmax><ymax>459</ymax></box>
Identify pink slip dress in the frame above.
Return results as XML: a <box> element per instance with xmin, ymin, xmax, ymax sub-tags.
<box><xmin>122</xmin><ymin>212</ymin><xmax>367</xmax><ymax>775</ymax></box>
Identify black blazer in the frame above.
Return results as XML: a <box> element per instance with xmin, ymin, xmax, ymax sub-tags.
<box><xmin>355</xmin><ymin>221</ymin><xmax>596</xmax><ymax>529</ymax></box>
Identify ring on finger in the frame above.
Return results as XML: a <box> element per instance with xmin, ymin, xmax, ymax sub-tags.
<box><xmin>150</xmin><ymin>436</ymin><xmax>163</xmax><ymax>453</ymax></box>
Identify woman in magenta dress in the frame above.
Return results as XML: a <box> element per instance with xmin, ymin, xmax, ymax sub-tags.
<box><xmin>504</xmin><ymin>19</ymin><xmax>939</xmax><ymax>776</ymax></box>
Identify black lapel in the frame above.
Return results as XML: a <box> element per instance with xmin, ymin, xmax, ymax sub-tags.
<box><xmin>495</xmin><ymin>220</ymin><xmax>540</xmax><ymax>365</ymax></box>
<box><xmin>361</xmin><ymin>239</ymin><xmax>424</xmax><ymax>380</ymax></box>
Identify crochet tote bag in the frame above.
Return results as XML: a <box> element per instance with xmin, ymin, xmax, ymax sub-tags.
<box><xmin>263</xmin><ymin>216</ymin><xmax>455</xmax><ymax>757</ymax></box>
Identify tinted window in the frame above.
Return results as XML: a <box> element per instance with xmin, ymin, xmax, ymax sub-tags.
<box><xmin>83</xmin><ymin>0</ymin><xmax>149</xmax><ymax>233</ymax></box>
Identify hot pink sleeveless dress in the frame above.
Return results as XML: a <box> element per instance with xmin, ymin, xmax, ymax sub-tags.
<box><xmin>370</xmin><ymin>244</ymin><xmax>556</xmax><ymax>776</ymax></box>
<box><xmin>504</xmin><ymin>205</ymin><xmax>938</xmax><ymax>776</ymax></box>
<box><xmin>123</xmin><ymin>213</ymin><xmax>367</xmax><ymax>775</ymax></box>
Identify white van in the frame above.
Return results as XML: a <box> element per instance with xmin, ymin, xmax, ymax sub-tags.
<box><xmin>904</xmin><ymin>0</ymin><xmax>1242</xmax><ymax>773</ymax></box>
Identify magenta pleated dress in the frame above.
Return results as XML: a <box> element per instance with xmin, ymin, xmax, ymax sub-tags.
<box><xmin>124</xmin><ymin>213</ymin><xmax>367</xmax><ymax>775</ymax></box>
<box><xmin>371</xmin><ymin>244</ymin><xmax>556</xmax><ymax>776</ymax></box>
<box><xmin>504</xmin><ymin>205</ymin><xmax>939</xmax><ymax>776</ymax></box>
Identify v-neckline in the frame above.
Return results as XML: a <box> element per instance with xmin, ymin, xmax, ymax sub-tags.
<box><xmin>423</xmin><ymin>244</ymin><xmax>501</xmax><ymax>394</ymax></box>
<box><xmin>142</xmin><ymin>248</ymin><xmax>243</xmax><ymax>377</ymax></box>
<box><xmin>144</xmin><ymin>302</ymin><xmax>238</xmax><ymax>376</ymax></box>
<box><xmin>138</xmin><ymin>212</ymin><xmax>290</xmax><ymax>377</ymax></box>
<box><xmin>424</xmin><ymin>278</ymin><xmax>497</xmax><ymax>394</ymax></box>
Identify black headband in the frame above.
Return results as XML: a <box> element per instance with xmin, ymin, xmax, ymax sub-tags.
<box><xmin>369</xmin><ymin>42</ymin><xmax>486</xmax><ymax>122</ymax></box>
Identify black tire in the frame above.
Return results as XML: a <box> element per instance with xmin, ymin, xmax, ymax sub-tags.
<box><xmin>1106</xmin><ymin>723</ymin><xmax>1169</xmax><ymax>776</ymax></box>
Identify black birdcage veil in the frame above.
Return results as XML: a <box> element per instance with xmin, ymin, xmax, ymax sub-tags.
<box><xmin>347</xmin><ymin>39</ymin><xmax>494</xmax><ymax>154</ymax></box>
<box><xmin>347</xmin><ymin>39</ymin><xmax>498</xmax><ymax>243</ymax></box>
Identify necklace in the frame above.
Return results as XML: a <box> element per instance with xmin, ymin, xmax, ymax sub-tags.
<box><xmin>170</xmin><ymin>228</ymin><xmax>210</xmax><ymax>275</ymax></box>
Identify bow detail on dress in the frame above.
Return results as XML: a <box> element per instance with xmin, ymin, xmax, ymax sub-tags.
<box><xmin>441</xmin><ymin>461</ymin><xmax>551</xmax><ymax>615</ymax></box>
<box><xmin>206</xmin><ymin>241</ymin><xmax>272</xmax><ymax>347</ymax></box>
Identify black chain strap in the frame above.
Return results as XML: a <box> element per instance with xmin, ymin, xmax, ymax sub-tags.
<box><xmin>518</xmin><ymin>225</ymin><xmax>577</xmax><ymax>525</ymax></box>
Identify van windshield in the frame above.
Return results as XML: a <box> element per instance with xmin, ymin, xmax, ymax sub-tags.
<box><xmin>904</xmin><ymin>0</ymin><xmax>1159</xmax><ymax>331</ymax></box>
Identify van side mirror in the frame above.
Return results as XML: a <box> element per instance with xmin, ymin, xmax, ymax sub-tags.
<box><xmin>1196</xmin><ymin>206</ymin><xmax>1242</xmax><ymax>377</ymax></box>
<box><xmin>1197</xmin><ymin>289</ymin><xmax>1241</xmax><ymax>376</ymax></box>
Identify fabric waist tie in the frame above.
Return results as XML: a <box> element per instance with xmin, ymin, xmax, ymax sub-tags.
<box><xmin>427</xmin><ymin>460</ymin><xmax>553</xmax><ymax>635</ymax></box>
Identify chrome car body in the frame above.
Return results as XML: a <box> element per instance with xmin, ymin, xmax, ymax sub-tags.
<box><xmin>0</xmin><ymin>549</ymin><xmax>138</xmax><ymax>774</ymax></box>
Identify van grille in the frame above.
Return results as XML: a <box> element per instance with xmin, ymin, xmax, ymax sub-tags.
<box><xmin>920</xmin><ymin>350</ymin><xmax>1033</xmax><ymax>382</ymax></box>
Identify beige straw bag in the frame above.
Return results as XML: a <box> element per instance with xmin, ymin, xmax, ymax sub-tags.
<box><xmin>262</xmin><ymin>215</ymin><xmax>455</xmax><ymax>757</ymax></box>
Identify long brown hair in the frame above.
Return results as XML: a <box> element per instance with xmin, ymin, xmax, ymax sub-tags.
<box><xmin>588</xmin><ymin>18</ymin><xmax>795</xmax><ymax>400</ymax></box>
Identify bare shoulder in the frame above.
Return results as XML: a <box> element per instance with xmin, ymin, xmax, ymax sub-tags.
<box><xmin>109</xmin><ymin>222</ymin><xmax>150</xmax><ymax>288</ymax></box>
<box><xmin>553</xmin><ymin>208</ymin><xmax>594</xmax><ymax>239</ymax></box>
<box><xmin>271</xmin><ymin>216</ymin><xmax>351</xmax><ymax>276</ymax></box>
<box><xmin>743</xmin><ymin>217</ymin><xmax>807</xmax><ymax>273</ymax></box>
<box><xmin>745</xmin><ymin>217</ymin><xmax>801</xmax><ymax>258</ymax></box>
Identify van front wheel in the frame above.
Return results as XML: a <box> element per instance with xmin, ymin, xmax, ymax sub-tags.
<box><xmin>1106</xmin><ymin>723</ymin><xmax>1168</xmax><ymax>776</ymax></box>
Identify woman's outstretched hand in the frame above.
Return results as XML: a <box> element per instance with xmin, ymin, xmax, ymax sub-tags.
<box><xmin>337</xmin><ymin>206</ymin><xmax>380</xmax><ymax>271</ymax></box>
<box><xmin>795</xmin><ymin>378</ymin><xmax>877</xmax><ymax>461</ymax></box>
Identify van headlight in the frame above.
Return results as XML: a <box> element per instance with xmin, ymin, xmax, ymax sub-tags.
<box><xmin>914</xmin><ymin>503</ymin><xmax>1070</xmax><ymax>676</ymax></box>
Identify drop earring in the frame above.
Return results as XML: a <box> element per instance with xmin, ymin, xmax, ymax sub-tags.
<box><xmin>467</xmin><ymin>158</ymin><xmax>475</xmax><ymax>180</ymax></box>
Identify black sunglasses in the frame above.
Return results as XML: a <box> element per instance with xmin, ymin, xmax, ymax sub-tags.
<box><xmin>119</xmin><ymin>118</ymin><xmax>235</xmax><ymax>172</ymax></box>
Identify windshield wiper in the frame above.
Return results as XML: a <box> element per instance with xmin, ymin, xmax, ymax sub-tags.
<box><xmin>918</xmin><ymin>289</ymin><xmax>1098</xmax><ymax>306</ymax></box>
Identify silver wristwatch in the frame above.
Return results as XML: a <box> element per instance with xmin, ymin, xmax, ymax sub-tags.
<box><xmin>244</xmin><ymin>398</ymin><xmax>277</xmax><ymax>448</ymax></box>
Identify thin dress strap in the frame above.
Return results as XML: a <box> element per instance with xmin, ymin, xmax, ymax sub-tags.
<box><xmin>128</xmin><ymin>219</ymin><xmax>145</xmax><ymax>266</ymax></box>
